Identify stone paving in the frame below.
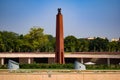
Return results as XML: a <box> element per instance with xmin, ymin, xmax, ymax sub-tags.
<box><xmin>0</xmin><ymin>70</ymin><xmax>120</xmax><ymax>80</ymax></box>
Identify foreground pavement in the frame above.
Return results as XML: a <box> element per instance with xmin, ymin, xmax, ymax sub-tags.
<box><xmin>0</xmin><ymin>70</ymin><xmax>120</xmax><ymax>80</ymax></box>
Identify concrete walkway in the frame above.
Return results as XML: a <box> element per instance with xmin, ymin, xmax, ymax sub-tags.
<box><xmin>0</xmin><ymin>70</ymin><xmax>120</xmax><ymax>80</ymax></box>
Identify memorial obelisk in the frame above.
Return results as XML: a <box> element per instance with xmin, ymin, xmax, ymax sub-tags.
<box><xmin>55</xmin><ymin>8</ymin><xmax>64</xmax><ymax>64</ymax></box>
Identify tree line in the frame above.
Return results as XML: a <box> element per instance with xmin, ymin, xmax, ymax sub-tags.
<box><xmin>0</xmin><ymin>27</ymin><xmax>120</xmax><ymax>52</ymax></box>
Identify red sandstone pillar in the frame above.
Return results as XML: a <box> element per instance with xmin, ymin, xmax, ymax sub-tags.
<box><xmin>55</xmin><ymin>8</ymin><xmax>64</xmax><ymax>64</ymax></box>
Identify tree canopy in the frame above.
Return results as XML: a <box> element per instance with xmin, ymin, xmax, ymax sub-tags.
<box><xmin>0</xmin><ymin>27</ymin><xmax>119</xmax><ymax>52</ymax></box>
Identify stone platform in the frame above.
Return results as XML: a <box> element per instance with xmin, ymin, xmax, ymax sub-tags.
<box><xmin>0</xmin><ymin>70</ymin><xmax>120</xmax><ymax>80</ymax></box>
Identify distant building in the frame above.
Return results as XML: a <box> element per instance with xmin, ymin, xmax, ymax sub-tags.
<box><xmin>87</xmin><ymin>37</ymin><xmax>95</xmax><ymax>40</ymax></box>
<box><xmin>87</xmin><ymin>37</ymin><xmax>106</xmax><ymax>40</ymax></box>
<box><xmin>99</xmin><ymin>37</ymin><xmax>106</xmax><ymax>39</ymax></box>
<box><xmin>111</xmin><ymin>38</ymin><xmax>119</xmax><ymax>42</ymax></box>
<box><xmin>0</xmin><ymin>52</ymin><xmax>120</xmax><ymax>66</ymax></box>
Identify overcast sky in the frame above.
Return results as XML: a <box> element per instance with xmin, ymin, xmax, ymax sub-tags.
<box><xmin>0</xmin><ymin>0</ymin><xmax>120</xmax><ymax>39</ymax></box>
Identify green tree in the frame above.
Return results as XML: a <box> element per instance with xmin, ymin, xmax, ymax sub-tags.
<box><xmin>78</xmin><ymin>39</ymin><xmax>89</xmax><ymax>52</ymax></box>
<box><xmin>0</xmin><ymin>32</ymin><xmax>5</xmax><ymax>52</ymax></box>
<box><xmin>89</xmin><ymin>37</ymin><xmax>109</xmax><ymax>52</ymax></box>
<box><xmin>108</xmin><ymin>41</ymin><xmax>118</xmax><ymax>52</ymax></box>
<box><xmin>24</xmin><ymin>27</ymin><xmax>48</xmax><ymax>52</ymax></box>
<box><xmin>45</xmin><ymin>35</ymin><xmax>55</xmax><ymax>52</ymax></box>
<box><xmin>117</xmin><ymin>41</ymin><xmax>120</xmax><ymax>52</ymax></box>
<box><xmin>1</xmin><ymin>31</ymin><xmax>19</xmax><ymax>52</ymax></box>
<box><xmin>64</xmin><ymin>35</ymin><xmax>77</xmax><ymax>52</ymax></box>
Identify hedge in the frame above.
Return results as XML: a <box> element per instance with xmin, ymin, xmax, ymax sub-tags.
<box><xmin>0</xmin><ymin>64</ymin><xmax>120</xmax><ymax>70</ymax></box>
<box><xmin>20</xmin><ymin>63</ymin><xmax>74</xmax><ymax>69</ymax></box>
<box><xmin>86</xmin><ymin>64</ymin><xmax>120</xmax><ymax>70</ymax></box>
<box><xmin>20</xmin><ymin>64</ymin><xmax>120</xmax><ymax>70</ymax></box>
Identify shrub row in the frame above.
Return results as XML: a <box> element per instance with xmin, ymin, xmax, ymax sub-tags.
<box><xmin>0</xmin><ymin>64</ymin><xmax>120</xmax><ymax>70</ymax></box>
<box><xmin>20</xmin><ymin>63</ymin><xmax>74</xmax><ymax>69</ymax></box>
<box><xmin>86</xmin><ymin>64</ymin><xmax>120</xmax><ymax>70</ymax></box>
<box><xmin>0</xmin><ymin>65</ymin><xmax>7</xmax><ymax>69</ymax></box>
<box><xmin>20</xmin><ymin>64</ymin><xmax>120</xmax><ymax>70</ymax></box>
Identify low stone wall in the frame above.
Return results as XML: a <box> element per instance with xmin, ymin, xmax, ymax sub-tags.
<box><xmin>0</xmin><ymin>71</ymin><xmax>120</xmax><ymax>80</ymax></box>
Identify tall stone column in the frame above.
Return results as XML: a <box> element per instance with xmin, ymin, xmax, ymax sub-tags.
<box><xmin>55</xmin><ymin>8</ymin><xmax>64</xmax><ymax>64</ymax></box>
